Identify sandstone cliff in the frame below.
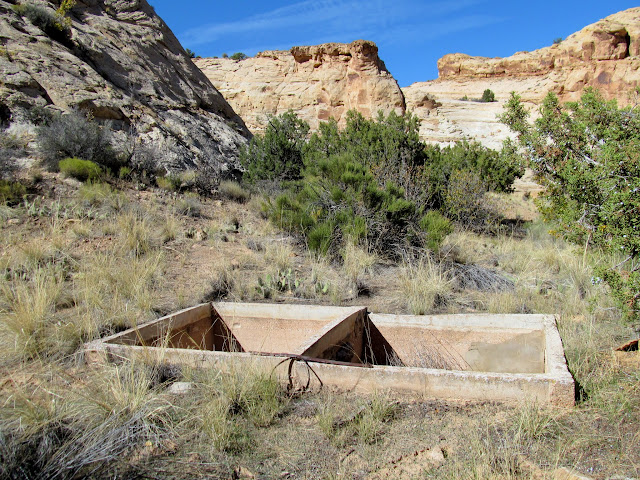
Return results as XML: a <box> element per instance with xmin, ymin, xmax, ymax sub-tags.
<box><xmin>403</xmin><ymin>7</ymin><xmax>640</xmax><ymax>148</ymax></box>
<box><xmin>195</xmin><ymin>40</ymin><xmax>405</xmax><ymax>134</ymax></box>
<box><xmin>0</xmin><ymin>0</ymin><xmax>249</xmax><ymax>172</ymax></box>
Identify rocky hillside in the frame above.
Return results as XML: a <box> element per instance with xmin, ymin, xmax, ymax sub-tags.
<box><xmin>195</xmin><ymin>40</ymin><xmax>405</xmax><ymax>134</ymax></box>
<box><xmin>0</xmin><ymin>0</ymin><xmax>249</xmax><ymax>172</ymax></box>
<box><xmin>403</xmin><ymin>7</ymin><xmax>640</xmax><ymax>148</ymax></box>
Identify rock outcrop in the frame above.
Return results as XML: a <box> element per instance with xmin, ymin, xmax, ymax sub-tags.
<box><xmin>0</xmin><ymin>0</ymin><xmax>249</xmax><ymax>172</ymax></box>
<box><xmin>195</xmin><ymin>40</ymin><xmax>405</xmax><ymax>134</ymax></box>
<box><xmin>403</xmin><ymin>7</ymin><xmax>640</xmax><ymax>148</ymax></box>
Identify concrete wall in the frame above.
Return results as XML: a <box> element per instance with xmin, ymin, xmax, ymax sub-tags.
<box><xmin>84</xmin><ymin>304</ymin><xmax>575</xmax><ymax>406</ymax></box>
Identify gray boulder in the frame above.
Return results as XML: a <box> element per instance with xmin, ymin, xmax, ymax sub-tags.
<box><xmin>0</xmin><ymin>0</ymin><xmax>250</xmax><ymax>173</ymax></box>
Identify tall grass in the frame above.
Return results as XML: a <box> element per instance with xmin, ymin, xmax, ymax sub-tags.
<box><xmin>398</xmin><ymin>258</ymin><xmax>453</xmax><ymax>314</ymax></box>
<box><xmin>185</xmin><ymin>363</ymin><xmax>288</xmax><ymax>453</ymax></box>
<box><xmin>0</xmin><ymin>361</ymin><xmax>182</xmax><ymax>478</ymax></box>
<box><xmin>73</xmin><ymin>249</ymin><xmax>164</xmax><ymax>338</ymax></box>
<box><xmin>342</xmin><ymin>242</ymin><xmax>377</xmax><ymax>297</ymax></box>
<box><xmin>0</xmin><ymin>267</ymin><xmax>63</xmax><ymax>360</ymax></box>
<box><xmin>219</xmin><ymin>180</ymin><xmax>250</xmax><ymax>203</ymax></box>
<box><xmin>117</xmin><ymin>210</ymin><xmax>156</xmax><ymax>256</ymax></box>
<box><xmin>264</xmin><ymin>241</ymin><xmax>295</xmax><ymax>272</ymax></box>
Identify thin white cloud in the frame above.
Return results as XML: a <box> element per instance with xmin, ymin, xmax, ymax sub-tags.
<box><xmin>182</xmin><ymin>0</ymin><xmax>354</xmax><ymax>45</ymax></box>
<box><xmin>376</xmin><ymin>14</ymin><xmax>503</xmax><ymax>46</ymax></box>
<box><xmin>181</xmin><ymin>0</ymin><xmax>486</xmax><ymax>47</ymax></box>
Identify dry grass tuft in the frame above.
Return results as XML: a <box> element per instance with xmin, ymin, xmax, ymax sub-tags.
<box><xmin>0</xmin><ymin>267</ymin><xmax>63</xmax><ymax>360</ymax></box>
<box><xmin>117</xmin><ymin>210</ymin><xmax>157</xmax><ymax>256</ymax></box>
<box><xmin>0</xmin><ymin>361</ymin><xmax>182</xmax><ymax>478</ymax></box>
<box><xmin>73</xmin><ymin>249</ymin><xmax>164</xmax><ymax>337</ymax></box>
<box><xmin>342</xmin><ymin>243</ymin><xmax>377</xmax><ymax>297</ymax></box>
<box><xmin>186</xmin><ymin>362</ymin><xmax>289</xmax><ymax>452</ymax></box>
<box><xmin>160</xmin><ymin>213</ymin><xmax>180</xmax><ymax>243</ymax></box>
<box><xmin>175</xmin><ymin>193</ymin><xmax>203</xmax><ymax>217</ymax></box>
<box><xmin>264</xmin><ymin>241</ymin><xmax>296</xmax><ymax>272</ymax></box>
<box><xmin>78</xmin><ymin>181</ymin><xmax>128</xmax><ymax>212</ymax></box>
<box><xmin>201</xmin><ymin>264</ymin><xmax>235</xmax><ymax>302</ymax></box>
<box><xmin>398</xmin><ymin>258</ymin><xmax>453</xmax><ymax>315</ymax></box>
<box><xmin>317</xmin><ymin>391</ymin><xmax>398</xmax><ymax>446</ymax></box>
<box><xmin>219</xmin><ymin>180</ymin><xmax>250</xmax><ymax>203</ymax></box>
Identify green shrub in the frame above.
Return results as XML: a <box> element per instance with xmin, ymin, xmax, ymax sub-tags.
<box><xmin>442</xmin><ymin>170</ymin><xmax>500</xmax><ymax>232</ymax></box>
<box><xmin>230</xmin><ymin>52</ymin><xmax>248</xmax><ymax>60</ymax></box>
<box><xmin>553</xmin><ymin>37</ymin><xmax>563</xmax><ymax>45</ymax></box>
<box><xmin>308</xmin><ymin>222</ymin><xmax>335</xmax><ymax>255</ymax></box>
<box><xmin>59</xmin><ymin>157</ymin><xmax>102</xmax><ymax>182</ymax></box>
<box><xmin>481</xmin><ymin>89</ymin><xmax>496</xmax><ymax>103</ymax></box>
<box><xmin>12</xmin><ymin>2</ymin><xmax>71</xmax><ymax>44</ymax></box>
<box><xmin>26</xmin><ymin>105</ymin><xmax>55</xmax><ymax>126</ymax></box>
<box><xmin>306</xmin><ymin>111</ymin><xmax>426</xmax><ymax>201</ymax></box>
<box><xmin>0</xmin><ymin>180</ymin><xmax>27</xmax><ymax>205</ymax></box>
<box><xmin>241</xmin><ymin>111</ymin><xmax>310</xmax><ymax>184</ymax></box>
<box><xmin>118</xmin><ymin>166</ymin><xmax>132</xmax><ymax>180</ymax></box>
<box><xmin>156</xmin><ymin>175</ymin><xmax>180</xmax><ymax>191</ymax></box>
<box><xmin>185</xmin><ymin>48</ymin><xmax>196</xmax><ymax>58</ymax></box>
<box><xmin>266</xmin><ymin>152</ymin><xmax>423</xmax><ymax>257</ymax></box>
<box><xmin>501</xmin><ymin>88</ymin><xmax>640</xmax><ymax>324</ymax></box>
<box><xmin>306</xmin><ymin>111</ymin><xmax>521</xmax><ymax>211</ymax></box>
<box><xmin>420</xmin><ymin>140</ymin><xmax>523</xmax><ymax>209</ymax></box>
<box><xmin>37</xmin><ymin>111</ymin><xmax>119</xmax><ymax>171</ymax></box>
<box><xmin>249</xmin><ymin>110</ymin><xmax>522</xmax><ymax>252</ymax></box>
<box><xmin>420</xmin><ymin>210</ymin><xmax>453</xmax><ymax>251</ymax></box>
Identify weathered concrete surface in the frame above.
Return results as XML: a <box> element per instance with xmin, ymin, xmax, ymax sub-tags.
<box><xmin>212</xmin><ymin>303</ymin><xmax>367</xmax><ymax>356</ymax></box>
<box><xmin>85</xmin><ymin>304</ymin><xmax>575</xmax><ymax>406</ymax></box>
<box><xmin>369</xmin><ymin>313</ymin><xmax>546</xmax><ymax>373</ymax></box>
<box><xmin>465</xmin><ymin>331</ymin><xmax>545</xmax><ymax>374</ymax></box>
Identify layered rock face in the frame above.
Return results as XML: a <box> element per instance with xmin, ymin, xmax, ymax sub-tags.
<box><xmin>403</xmin><ymin>7</ymin><xmax>640</xmax><ymax>148</ymax></box>
<box><xmin>0</xmin><ymin>0</ymin><xmax>249</xmax><ymax>172</ymax></box>
<box><xmin>195</xmin><ymin>40</ymin><xmax>405</xmax><ymax>134</ymax></box>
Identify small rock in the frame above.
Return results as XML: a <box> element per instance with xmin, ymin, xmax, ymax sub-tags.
<box><xmin>516</xmin><ymin>456</ymin><xmax>545</xmax><ymax>480</ymax></box>
<box><xmin>167</xmin><ymin>382</ymin><xmax>193</xmax><ymax>394</ymax></box>
<box><xmin>233</xmin><ymin>466</ymin><xmax>255</xmax><ymax>479</ymax></box>
<box><xmin>367</xmin><ymin>446</ymin><xmax>446</xmax><ymax>479</ymax></box>
<box><xmin>7</xmin><ymin>218</ymin><xmax>21</xmax><ymax>225</ymax></box>
<box><xmin>162</xmin><ymin>439</ymin><xmax>178</xmax><ymax>452</ymax></box>
<box><xmin>194</xmin><ymin>229</ymin><xmax>208</xmax><ymax>241</ymax></box>
<box><xmin>553</xmin><ymin>467</ymin><xmax>594</xmax><ymax>480</ymax></box>
<box><xmin>63</xmin><ymin>177</ymin><xmax>82</xmax><ymax>187</ymax></box>
<box><xmin>424</xmin><ymin>447</ymin><xmax>446</xmax><ymax>467</ymax></box>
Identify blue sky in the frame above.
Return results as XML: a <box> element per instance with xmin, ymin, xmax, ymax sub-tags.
<box><xmin>150</xmin><ymin>1</ymin><xmax>638</xmax><ymax>87</ymax></box>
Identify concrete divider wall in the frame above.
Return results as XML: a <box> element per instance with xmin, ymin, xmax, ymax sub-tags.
<box><xmin>213</xmin><ymin>303</ymin><xmax>367</xmax><ymax>355</ymax></box>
